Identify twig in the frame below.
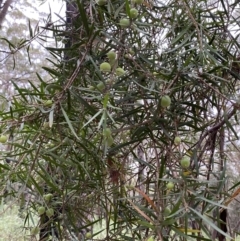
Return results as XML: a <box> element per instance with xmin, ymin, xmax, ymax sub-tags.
<box><xmin>181</xmin><ymin>0</ymin><xmax>203</xmax><ymax>51</ymax></box>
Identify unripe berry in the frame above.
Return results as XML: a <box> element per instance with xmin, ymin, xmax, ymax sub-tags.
<box><xmin>97</xmin><ymin>0</ymin><xmax>107</xmax><ymax>5</ymax></box>
<box><xmin>0</xmin><ymin>135</ymin><xmax>7</xmax><ymax>143</ymax></box>
<box><xmin>164</xmin><ymin>207</ymin><xmax>171</xmax><ymax>216</ymax></box>
<box><xmin>180</xmin><ymin>156</ymin><xmax>190</xmax><ymax>168</ymax></box>
<box><xmin>166</xmin><ymin>182</ymin><xmax>174</xmax><ymax>190</ymax></box>
<box><xmin>107</xmin><ymin>51</ymin><xmax>116</xmax><ymax>60</ymax></box>
<box><xmin>129</xmin><ymin>8</ymin><xmax>139</xmax><ymax>18</ymax></box>
<box><xmin>174</xmin><ymin>136</ymin><xmax>181</xmax><ymax>145</ymax></box>
<box><xmin>43</xmin><ymin>193</ymin><xmax>53</xmax><ymax>202</ymax></box>
<box><xmin>147</xmin><ymin>236</ymin><xmax>154</xmax><ymax>241</ymax></box>
<box><xmin>38</xmin><ymin>206</ymin><xmax>46</xmax><ymax>215</ymax></box>
<box><xmin>106</xmin><ymin>135</ymin><xmax>114</xmax><ymax>146</ymax></box>
<box><xmin>160</xmin><ymin>95</ymin><xmax>171</xmax><ymax>108</ymax></box>
<box><xmin>85</xmin><ymin>232</ymin><xmax>92</xmax><ymax>239</ymax></box>
<box><xmin>31</xmin><ymin>227</ymin><xmax>40</xmax><ymax>235</ymax></box>
<box><xmin>116</xmin><ymin>67</ymin><xmax>125</xmax><ymax>76</ymax></box>
<box><xmin>88</xmin><ymin>85</ymin><xmax>95</xmax><ymax>90</ymax></box>
<box><xmin>119</xmin><ymin>18</ymin><xmax>130</xmax><ymax>28</ymax></box>
<box><xmin>46</xmin><ymin>208</ymin><xmax>54</xmax><ymax>218</ymax></box>
<box><xmin>100</xmin><ymin>62</ymin><xmax>111</xmax><ymax>72</ymax></box>
<box><xmin>103</xmin><ymin>128</ymin><xmax>112</xmax><ymax>137</ymax></box>
<box><xmin>133</xmin><ymin>0</ymin><xmax>144</xmax><ymax>4</ymax></box>
<box><xmin>43</xmin><ymin>99</ymin><xmax>53</xmax><ymax>106</ymax></box>
<box><xmin>97</xmin><ymin>82</ymin><xmax>105</xmax><ymax>91</ymax></box>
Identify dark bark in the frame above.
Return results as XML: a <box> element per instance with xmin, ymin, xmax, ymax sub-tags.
<box><xmin>0</xmin><ymin>0</ymin><xmax>13</xmax><ymax>27</ymax></box>
<box><xmin>212</xmin><ymin>208</ymin><xmax>228</xmax><ymax>241</ymax></box>
<box><xmin>218</xmin><ymin>209</ymin><xmax>228</xmax><ymax>241</ymax></box>
<box><xmin>65</xmin><ymin>0</ymin><xmax>77</xmax><ymax>57</ymax></box>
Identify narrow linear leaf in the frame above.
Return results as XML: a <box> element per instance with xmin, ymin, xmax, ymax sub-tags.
<box><xmin>60</xmin><ymin>104</ymin><xmax>79</xmax><ymax>140</ymax></box>
<box><xmin>189</xmin><ymin>207</ymin><xmax>232</xmax><ymax>240</ymax></box>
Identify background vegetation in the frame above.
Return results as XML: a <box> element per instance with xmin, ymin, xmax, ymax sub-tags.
<box><xmin>1</xmin><ymin>0</ymin><xmax>240</xmax><ymax>240</ymax></box>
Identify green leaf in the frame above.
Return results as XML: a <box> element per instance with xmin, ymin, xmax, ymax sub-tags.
<box><xmin>189</xmin><ymin>207</ymin><xmax>232</xmax><ymax>240</ymax></box>
<box><xmin>60</xmin><ymin>104</ymin><xmax>79</xmax><ymax>140</ymax></box>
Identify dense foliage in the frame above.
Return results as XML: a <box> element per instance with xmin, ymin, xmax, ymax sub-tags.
<box><xmin>1</xmin><ymin>0</ymin><xmax>240</xmax><ymax>240</ymax></box>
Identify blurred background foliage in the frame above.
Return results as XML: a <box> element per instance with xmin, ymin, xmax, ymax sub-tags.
<box><xmin>1</xmin><ymin>0</ymin><xmax>240</xmax><ymax>240</ymax></box>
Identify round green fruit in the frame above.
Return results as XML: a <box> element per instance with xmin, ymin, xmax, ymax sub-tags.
<box><xmin>116</xmin><ymin>67</ymin><xmax>125</xmax><ymax>76</ymax></box>
<box><xmin>43</xmin><ymin>99</ymin><xmax>53</xmax><ymax>106</ymax></box>
<box><xmin>147</xmin><ymin>236</ymin><xmax>154</xmax><ymax>241</ymax></box>
<box><xmin>105</xmin><ymin>78</ymin><xmax>111</xmax><ymax>84</ymax></box>
<box><xmin>0</xmin><ymin>135</ymin><xmax>7</xmax><ymax>143</ymax></box>
<box><xmin>129</xmin><ymin>48</ymin><xmax>135</xmax><ymax>55</ymax></box>
<box><xmin>133</xmin><ymin>0</ymin><xmax>144</xmax><ymax>4</ymax></box>
<box><xmin>43</xmin><ymin>193</ymin><xmax>53</xmax><ymax>202</ymax></box>
<box><xmin>166</xmin><ymin>182</ymin><xmax>174</xmax><ymax>190</ymax></box>
<box><xmin>103</xmin><ymin>128</ymin><xmax>112</xmax><ymax>137</ymax></box>
<box><xmin>174</xmin><ymin>136</ymin><xmax>181</xmax><ymax>145</ymax></box>
<box><xmin>164</xmin><ymin>207</ymin><xmax>171</xmax><ymax>216</ymax></box>
<box><xmin>106</xmin><ymin>135</ymin><xmax>114</xmax><ymax>146</ymax></box>
<box><xmin>46</xmin><ymin>208</ymin><xmax>54</xmax><ymax>218</ymax></box>
<box><xmin>97</xmin><ymin>82</ymin><xmax>105</xmax><ymax>91</ymax></box>
<box><xmin>97</xmin><ymin>0</ymin><xmax>107</xmax><ymax>5</ymax></box>
<box><xmin>85</xmin><ymin>232</ymin><xmax>92</xmax><ymax>239</ymax></box>
<box><xmin>31</xmin><ymin>227</ymin><xmax>40</xmax><ymax>235</ymax></box>
<box><xmin>129</xmin><ymin>8</ymin><xmax>139</xmax><ymax>18</ymax></box>
<box><xmin>160</xmin><ymin>95</ymin><xmax>171</xmax><ymax>108</ymax></box>
<box><xmin>180</xmin><ymin>156</ymin><xmax>190</xmax><ymax>168</ymax></box>
<box><xmin>119</xmin><ymin>18</ymin><xmax>130</xmax><ymax>28</ymax></box>
<box><xmin>100</xmin><ymin>62</ymin><xmax>111</xmax><ymax>72</ymax></box>
<box><xmin>88</xmin><ymin>85</ymin><xmax>95</xmax><ymax>90</ymax></box>
<box><xmin>38</xmin><ymin>206</ymin><xmax>46</xmax><ymax>215</ymax></box>
<box><xmin>43</xmin><ymin>122</ymin><xmax>49</xmax><ymax>129</ymax></box>
<box><xmin>107</xmin><ymin>51</ymin><xmax>116</xmax><ymax>60</ymax></box>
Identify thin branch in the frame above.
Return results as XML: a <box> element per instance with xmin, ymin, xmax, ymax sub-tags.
<box><xmin>181</xmin><ymin>0</ymin><xmax>203</xmax><ymax>51</ymax></box>
<box><xmin>0</xmin><ymin>0</ymin><xmax>13</xmax><ymax>28</ymax></box>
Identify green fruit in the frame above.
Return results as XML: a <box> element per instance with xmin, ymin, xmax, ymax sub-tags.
<box><xmin>180</xmin><ymin>156</ymin><xmax>190</xmax><ymax>168</ymax></box>
<box><xmin>164</xmin><ymin>207</ymin><xmax>171</xmax><ymax>216</ymax></box>
<box><xmin>97</xmin><ymin>82</ymin><xmax>105</xmax><ymax>91</ymax></box>
<box><xmin>43</xmin><ymin>99</ymin><xmax>53</xmax><ymax>106</ymax></box>
<box><xmin>129</xmin><ymin>48</ymin><xmax>135</xmax><ymax>55</ymax></box>
<box><xmin>116</xmin><ymin>67</ymin><xmax>125</xmax><ymax>76</ymax></box>
<box><xmin>46</xmin><ymin>208</ymin><xmax>54</xmax><ymax>218</ymax></box>
<box><xmin>43</xmin><ymin>122</ymin><xmax>49</xmax><ymax>129</ymax></box>
<box><xmin>0</xmin><ymin>135</ymin><xmax>7</xmax><ymax>143</ymax></box>
<box><xmin>38</xmin><ymin>206</ymin><xmax>46</xmax><ymax>215</ymax></box>
<box><xmin>106</xmin><ymin>135</ymin><xmax>114</xmax><ymax>146</ymax></box>
<box><xmin>100</xmin><ymin>62</ymin><xmax>111</xmax><ymax>72</ymax></box>
<box><xmin>119</xmin><ymin>18</ymin><xmax>130</xmax><ymax>28</ymax></box>
<box><xmin>160</xmin><ymin>95</ymin><xmax>171</xmax><ymax>108</ymax></box>
<box><xmin>107</xmin><ymin>51</ymin><xmax>116</xmax><ymax>60</ymax></box>
<box><xmin>147</xmin><ymin>236</ymin><xmax>154</xmax><ymax>241</ymax></box>
<box><xmin>182</xmin><ymin>170</ymin><xmax>191</xmax><ymax>177</ymax></box>
<box><xmin>166</xmin><ymin>182</ymin><xmax>174</xmax><ymax>190</ymax></box>
<box><xmin>85</xmin><ymin>232</ymin><xmax>92</xmax><ymax>239</ymax></box>
<box><xmin>164</xmin><ymin>218</ymin><xmax>175</xmax><ymax>225</ymax></box>
<box><xmin>103</xmin><ymin>128</ymin><xmax>111</xmax><ymax>137</ymax></box>
<box><xmin>174</xmin><ymin>136</ymin><xmax>181</xmax><ymax>145</ymax></box>
<box><xmin>105</xmin><ymin>78</ymin><xmax>111</xmax><ymax>84</ymax></box>
<box><xmin>31</xmin><ymin>227</ymin><xmax>40</xmax><ymax>235</ymax></box>
<box><xmin>43</xmin><ymin>193</ymin><xmax>53</xmax><ymax>202</ymax></box>
<box><xmin>88</xmin><ymin>85</ymin><xmax>95</xmax><ymax>90</ymax></box>
<box><xmin>97</xmin><ymin>0</ymin><xmax>107</xmax><ymax>5</ymax></box>
<box><xmin>129</xmin><ymin>8</ymin><xmax>139</xmax><ymax>18</ymax></box>
<box><xmin>133</xmin><ymin>0</ymin><xmax>144</xmax><ymax>4</ymax></box>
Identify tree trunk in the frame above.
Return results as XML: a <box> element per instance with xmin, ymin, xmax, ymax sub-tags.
<box><xmin>0</xmin><ymin>0</ymin><xmax>13</xmax><ymax>27</ymax></box>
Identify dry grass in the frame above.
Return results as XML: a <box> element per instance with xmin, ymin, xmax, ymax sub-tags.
<box><xmin>0</xmin><ymin>201</ymin><xmax>34</xmax><ymax>241</ymax></box>
<box><xmin>0</xmin><ymin>201</ymin><xmax>239</xmax><ymax>241</ymax></box>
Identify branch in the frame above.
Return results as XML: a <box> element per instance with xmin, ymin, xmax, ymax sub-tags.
<box><xmin>0</xmin><ymin>0</ymin><xmax>13</xmax><ymax>28</ymax></box>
